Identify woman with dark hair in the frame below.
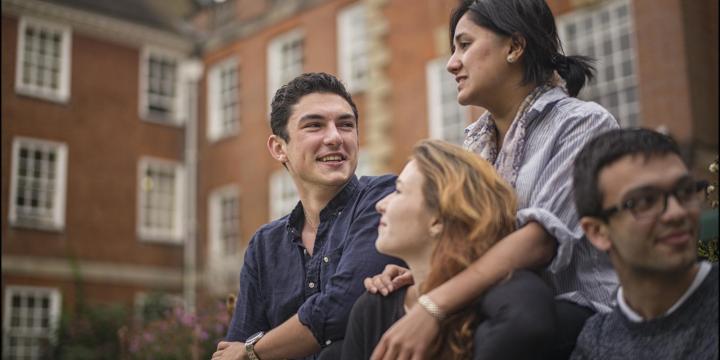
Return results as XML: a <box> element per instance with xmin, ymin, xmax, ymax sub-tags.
<box><xmin>365</xmin><ymin>1</ymin><xmax>620</xmax><ymax>359</ymax></box>
<box><xmin>341</xmin><ymin>139</ymin><xmax>517</xmax><ymax>360</ymax></box>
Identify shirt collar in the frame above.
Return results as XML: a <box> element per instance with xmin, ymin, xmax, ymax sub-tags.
<box><xmin>286</xmin><ymin>175</ymin><xmax>360</xmax><ymax>233</ymax></box>
<box><xmin>617</xmin><ymin>261</ymin><xmax>712</xmax><ymax>322</ymax></box>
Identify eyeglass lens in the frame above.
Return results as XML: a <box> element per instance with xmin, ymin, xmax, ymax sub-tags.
<box><xmin>628</xmin><ymin>181</ymin><xmax>704</xmax><ymax>219</ymax></box>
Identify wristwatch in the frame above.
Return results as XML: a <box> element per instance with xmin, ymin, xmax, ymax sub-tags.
<box><xmin>245</xmin><ymin>331</ymin><xmax>264</xmax><ymax>360</ymax></box>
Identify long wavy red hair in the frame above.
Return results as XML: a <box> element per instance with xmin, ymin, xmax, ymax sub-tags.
<box><xmin>411</xmin><ymin>139</ymin><xmax>517</xmax><ymax>359</ymax></box>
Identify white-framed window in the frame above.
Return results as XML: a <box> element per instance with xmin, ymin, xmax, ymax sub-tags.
<box><xmin>14</xmin><ymin>17</ymin><xmax>72</xmax><ymax>103</ymax></box>
<box><xmin>2</xmin><ymin>286</ymin><xmax>61</xmax><ymax>360</ymax></box>
<box><xmin>269</xmin><ymin>169</ymin><xmax>299</xmax><ymax>221</ymax></box>
<box><xmin>207</xmin><ymin>185</ymin><xmax>243</xmax><ymax>294</ymax></box>
<box><xmin>267</xmin><ymin>29</ymin><xmax>304</xmax><ymax>109</ymax></box>
<box><xmin>557</xmin><ymin>0</ymin><xmax>640</xmax><ymax>127</ymax></box>
<box><xmin>140</xmin><ymin>47</ymin><xmax>185</xmax><ymax>125</ymax></box>
<box><xmin>208</xmin><ymin>185</ymin><xmax>241</xmax><ymax>259</ymax></box>
<box><xmin>8</xmin><ymin>137</ymin><xmax>68</xmax><ymax>231</ymax></box>
<box><xmin>426</xmin><ymin>57</ymin><xmax>468</xmax><ymax>145</ymax></box>
<box><xmin>337</xmin><ymin>2</ymin><xmax>369</xmax><ymax>93</ymax></box>
<box><xmin>207</xmin><ymin>57</ymin><xmax>240</xmax><ymax>141</ymax></box>
<box><xmin>137</xmin><ymin>157</ymin><xmax>184</xmax><ymax>243</ymax></box>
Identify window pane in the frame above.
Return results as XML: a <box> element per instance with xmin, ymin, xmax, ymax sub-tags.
<box><xmin>146</xmin><ymin>53</ymin><xmax>178</xmax><ymax>120</ymax></box>
<box><xmin>20</xmin><ymin>21</ymin><xmax>66</xmax><ymax>97</ymax></box>
<box><xmin>14</xmin><ymin>141</ymin><xmax>62</xmax><ymax>225</ymax></box>
<box><xmin>557</xmin><ymin>0</ymin><xmax>639</xmax><ymax>127</ymax></box>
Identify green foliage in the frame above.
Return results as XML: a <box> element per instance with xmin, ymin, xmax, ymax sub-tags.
<box><xmin>55</xmin><ymin>303</ymin><xmax>128</xmax><ymax>360</ymax></box>
<box><xmin>698</xmin><ymin>239</ymin><xmax>719</xmax><ymax>263</ymax></box>
<box><xmin>140</xmin><ymin>292</ymin><xmax>177</xmax><ymax>324</ymax></box>
<box><xmin>699</xmin><ymin>156</ymin><xmax>719</xmax><ymax>263</ymax></box>
<box><xmin>126</xmin><ymin>300</ymin><xmax>230</xmax><ymax>360</ymax></box>
<box><xmin>52</xmin><ymin>293</ymin><xmax>230</xmax><ymax>360</ymax></box>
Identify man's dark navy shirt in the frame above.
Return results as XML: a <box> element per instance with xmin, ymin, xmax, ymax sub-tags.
<box><xmin>226</xmin><ymin>175</ymin><xmax>406</xmax><ymax>358</ymax></box>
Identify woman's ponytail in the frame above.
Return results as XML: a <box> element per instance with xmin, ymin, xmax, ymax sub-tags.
<box><xmin>553</xmin><ymin>54</ymin><xmax>596</xmax><ymax>97</ymax></box>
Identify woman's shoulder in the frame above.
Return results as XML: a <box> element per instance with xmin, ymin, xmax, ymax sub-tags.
<box><xmin>534</xmin><ymin>95</ymin><xmax>619</xmax><ymax>138</ymax></box>
<box><xmin>553</xmin><ymin>95</ymin><xmax>616</xmax><ymax>124</ymax></box>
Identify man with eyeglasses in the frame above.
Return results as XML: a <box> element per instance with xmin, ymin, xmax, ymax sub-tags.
<box><xmin>570</xmin><ymin>128</ymin><xmax>718</xmax><ymax>359</ymax></box>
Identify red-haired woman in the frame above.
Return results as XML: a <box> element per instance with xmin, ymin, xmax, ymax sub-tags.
<box><xmin>341</xmin><ymin>139</ymin><xmax>517</xmax><ymax>360</ymax></box>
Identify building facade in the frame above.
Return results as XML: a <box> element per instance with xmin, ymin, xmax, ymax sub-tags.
<box><xmin>195</xmin><ymin>0</ymin><xmax>717</xmax><ymax>299</ymax></box>
<box><xmin>1</xmin><ymin>0</ymin><xmax>198</xmax><ymax>357</ymax></box>
<box><xmin>2</xmin><ymin>0</ymin><xmax>717</xmax><ymax>357</ymax></box>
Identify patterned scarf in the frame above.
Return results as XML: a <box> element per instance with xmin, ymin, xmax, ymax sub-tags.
<box><xmin>463</xmin><ymin>85</ymin><xmax>553</xmax><ymax>188</ymax></box>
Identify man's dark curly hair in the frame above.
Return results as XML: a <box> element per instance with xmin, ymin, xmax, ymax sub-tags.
<box><xmin>270</xmin><ymin>72</ymin><xmax>358</xmax><ymax>141</ymax></box>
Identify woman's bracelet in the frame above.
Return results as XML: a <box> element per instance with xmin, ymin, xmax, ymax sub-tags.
<box><xmin>417</xmin><ymin>295</ymin><xmax>446</xmax><ymax>321</ymax></box>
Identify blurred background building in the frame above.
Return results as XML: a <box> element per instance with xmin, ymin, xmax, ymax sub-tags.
<box><xmin>1</xmin><ymin>0</ymin><xmax>717</xmax><ymax>357</ymax></box>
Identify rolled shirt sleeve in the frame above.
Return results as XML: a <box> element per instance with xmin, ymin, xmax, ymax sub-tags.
<box><xmin>515</xmin><ymin>106</ymin><xmax>618</xmax><ymax>273</ymax></box>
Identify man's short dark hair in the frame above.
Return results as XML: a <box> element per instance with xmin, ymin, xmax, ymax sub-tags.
<box><xmin>270</xmin><ymin>72</ymin><xmax>358</xmax><ymax>142</ymax></box>
<box><xmin>573</xmin><ymin>128</ymin><xmax>683</xmax><ymax>219</ymax></box>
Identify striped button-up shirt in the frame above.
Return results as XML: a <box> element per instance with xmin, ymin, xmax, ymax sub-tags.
<box><xmin>465</xmin><ymin>87</ymin><xmax>620</xmax><ymax>312</ymax></box>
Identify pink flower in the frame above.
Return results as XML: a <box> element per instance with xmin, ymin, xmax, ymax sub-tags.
<box><xmin>180</xmin><ymin>313</ymin><xmax>195</xmax><ymax>327</ymax></box>
<box><xmin>142</xmin><ymin>331</ymin><xmax>155</xmax><ymax>342</ymax></box>
<box><xmin>129</xmin><ymin>339</ymin><xmax>140</xmax><ymax>353</ymax></box>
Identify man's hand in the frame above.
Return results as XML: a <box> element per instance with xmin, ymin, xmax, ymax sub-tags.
<box><xmin>212</xmin><ymin>341</ymin><xmax>246</xmax><ymax>360</ymax></box>
<box><xmin>370</xmin><ymin>303</ymin><xmax>439</xmax><ymax>360</ymax></box>
<box><xmin>363</xmin><ymin>264</ymin><xmax>414</xmax><ymax>296</ymax></box>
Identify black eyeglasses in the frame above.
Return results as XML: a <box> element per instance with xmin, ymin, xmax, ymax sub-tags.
<box><xmin>599</xmin><ymin>179</ymin><xmax>709</xmax><ymax>220</ymax></box>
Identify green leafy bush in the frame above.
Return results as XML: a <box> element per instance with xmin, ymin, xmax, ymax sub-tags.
<box><xmin>55</xmin><ymin>303</ymin><xmax>128</xmax><ymax>360</ymax></box>
<box><xmin>125</xmin><ymin>300</ymin><xmax>230</xmax><ymax>360</ymax></box>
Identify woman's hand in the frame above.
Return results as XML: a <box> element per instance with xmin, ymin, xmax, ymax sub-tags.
<box><xmin>370</xmin><ymin>303</ymin><xmax>439</xmax><ymax>360</ymax></box>
<box><xmin>363</xmin><ymin>264</ymin><xmax>414</xmax><ymax>296</ymax></box>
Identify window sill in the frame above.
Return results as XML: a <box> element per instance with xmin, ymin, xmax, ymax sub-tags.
<box><xmin>137</xmin><ymin>230</ymin><xmax>184</xmax><ymax>245</ymax></box>
<box><xmin>15</xmin><ymin>86</ymin><xmax>70</xmax><ymax>104</ymax></box>
<box><xmin>207</xmin><ymin>128</ymin><xmax>240</xmax><ymax>144</ymax></box>
<box><xmin>9</xmin><ymin>219</ymin><xmax>64</xmax><ymax>233</ymax></box>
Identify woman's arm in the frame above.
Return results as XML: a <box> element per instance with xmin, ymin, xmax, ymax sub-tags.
<box><xmin>370</xmin><ymin>222</ymin><xmax>555</xmax><ymax>360</ymax></box>
<box><xmin>431</xmin><ymin>221</ymin><xmax>554</xmax><ymax>312</ymax></box>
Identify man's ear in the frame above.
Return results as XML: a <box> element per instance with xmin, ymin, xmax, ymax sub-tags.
<box><xmin>580</xmin><ymin>216</ymin><xmax>612</xmax><ymax>252</ymax></box>
<box><xmin>267</xmin><ymin>135</ymin><xmax>288</xmax><ymax>163</ymax></box>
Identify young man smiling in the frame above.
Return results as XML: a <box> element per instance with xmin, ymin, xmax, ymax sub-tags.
<box><xmin>212</xmin><ymin>73</ymin><xmax>404</xmax><ymax>360</ymax></box>
<box><xmin>570</xmin><ymin>128</ymin><xmax>718</xmax><ymax>359</ymax></box>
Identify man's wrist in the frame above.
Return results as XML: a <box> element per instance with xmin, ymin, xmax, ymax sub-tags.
<box><xmin>245</xmin><ymin>331</ymin><xmax>264</xmax><ymax>360</ymax></box>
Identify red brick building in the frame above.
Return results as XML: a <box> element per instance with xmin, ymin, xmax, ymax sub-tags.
<box><xmin>2</xmin><ymin>0</ymin><xmax>717</xmax><ymax>357</ymax></box>
<box><xmin>194</xmin><ymin>0</ymin><xmax>717</xmax><ymax>298</ymax></box>
<box><xmin>1</xmin><ymin>0</ymin><xmax>199</xmax><ymax>356</ymax></box>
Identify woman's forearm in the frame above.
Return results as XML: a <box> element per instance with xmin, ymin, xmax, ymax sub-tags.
<box><xmin>427</xmin><ymin>221</ymin><xmax>556</xmax><ymax>314</ymax></box>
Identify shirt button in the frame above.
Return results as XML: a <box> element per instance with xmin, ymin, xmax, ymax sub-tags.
<box><xmin>325</xmin><ymin>340</ymin><xmax>332</xmax><ymax>346</ymax></box>
<box><xmin>308</xmin><ymin>282</ymin><xmax>315</xmax><ymax>289</ymax></box>
<box><xmin>303</xmin><ymin>249</ymin><xmax>308</xmax><ymax>255</ymax></box>
<box><xmin>323</xmin><ymin>256</ymin><xmax>329</xmax><ymax>263</ymax></box>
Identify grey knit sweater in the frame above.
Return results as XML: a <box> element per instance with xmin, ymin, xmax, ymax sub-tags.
<box><xmin>571</xmin><ymin>264</ymin><xmax>718</xmax><ymax>360</ymax></box>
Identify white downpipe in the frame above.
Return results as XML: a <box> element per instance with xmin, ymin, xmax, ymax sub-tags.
<box><xmin>181</xmin><ymin>59</ymin><xmax>203</xmax><ymax>313</ymax></box>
